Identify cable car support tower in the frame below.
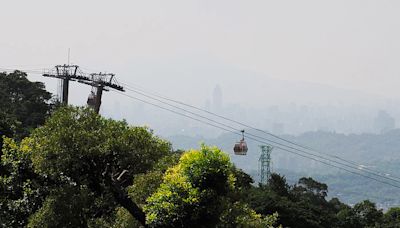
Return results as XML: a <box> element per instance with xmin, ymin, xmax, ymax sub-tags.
<box><xmin>43</xmin><ymin>65</ymin><xmax>124</xmax><ymax>113</ymax></box>
<box><xmin>43</xmin><ymin>65</ymin><xmax>87</xmax><ymax>104</ymax></box>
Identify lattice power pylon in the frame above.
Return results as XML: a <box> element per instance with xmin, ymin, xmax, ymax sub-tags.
<box><xmin>259</xmin><ymin>145</ymin><xmax>273</xmax><ymax>185</ymax></box>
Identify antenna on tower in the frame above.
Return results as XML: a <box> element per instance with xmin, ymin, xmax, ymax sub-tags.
<box><xmin>68</xmin><ymin>48</ymin><xmax>70</xmax><ymax>65</ymax></box>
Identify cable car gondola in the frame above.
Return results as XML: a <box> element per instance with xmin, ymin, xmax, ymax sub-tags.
<box><xmin>234</xmin><ymin>130</ymin><xmax>248</xmax><ymax>155</ymax></box>
<box><xmin>87</xmin><ymin>91</ymin><xmax>96</xmax><ymax>107</ymax></box>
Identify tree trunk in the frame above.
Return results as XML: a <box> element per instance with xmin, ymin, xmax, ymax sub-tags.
<box><xmin>109</xmin><ymin>181</ymin><xmax>148</xmax><ymax>227</ymax></box>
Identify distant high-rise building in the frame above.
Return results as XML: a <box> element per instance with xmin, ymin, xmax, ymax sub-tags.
<box><xmin>212</xmin><ymin>85</ymin><xmax>223</xmax><ymax>112</ymax></box>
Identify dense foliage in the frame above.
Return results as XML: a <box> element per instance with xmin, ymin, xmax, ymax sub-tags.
<box><xmin>0</xmin><ymin>72</ymin><xmax>54</xmax><ymax>227</ymax></box>
<box><xmin>144</xmin><ymin>146</ymin><xmax>278</xmax><ymax>227</ymax></box>
<box><xmin>0</xmin><ymin>70</ymin><xmax>53</xmax><ymax>142</ymax></box>
<box><xmin>244</xmin><ymin>173</ymin><xmax>400</xmax><ymax>228</ymax></box>
<box><xmin>1</xmin><ymin>107</ymin><xmax>172</xmax><ymax>227</ymax></box>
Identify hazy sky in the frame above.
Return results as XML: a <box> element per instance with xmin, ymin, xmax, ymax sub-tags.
<box><xmin>1</xmin><ymin>0</ymin><xmax>400</xmax><ymax>107</ymax></box>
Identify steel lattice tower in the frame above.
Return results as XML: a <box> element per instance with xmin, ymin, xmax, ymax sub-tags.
<box><xmin>259</xmin><ymin>145</ymin><xmax>273</xmax><ymax>185</ymax></box>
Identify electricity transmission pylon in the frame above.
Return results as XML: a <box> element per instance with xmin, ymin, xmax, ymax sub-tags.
<box><xmin>259</xmin><ymin>145</ymin><xmax>273</xmax><ymax>185</ymax></box>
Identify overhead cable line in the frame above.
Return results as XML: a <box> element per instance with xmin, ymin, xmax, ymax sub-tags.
<box><xmin>119</xmin><ymin>81</ymin><xmax>400</xmax><ymax>181</ymax></box>
<box><xmin>119</xmin><ymin>86</ymin><xmax>400</xmax><ymax>185</ymax></box>
<box><xmin>119</xmin><ymin>83</ymin><xmax>400</xmax><ymax>183</ymax></box>
<box><xmin>114</xmin><ymin>91</ymin><xmax>400</xmax><ymax>190</ymax></box>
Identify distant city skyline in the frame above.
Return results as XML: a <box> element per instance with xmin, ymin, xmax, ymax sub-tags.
<box><xmin>100</xmin><ymin>83</ymin><xmax>399</xmax><ymax>137</ymax></box>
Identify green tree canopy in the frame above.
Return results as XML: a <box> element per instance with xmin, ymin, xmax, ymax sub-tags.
<box><xmin>353</xmin><ymin>200</ymin><xmax>383</xmax><ymax>227</ymax></box>
<box><xmin>0</xmin><ymin>137</ymin><xmax>50</xmax><ymax>227</ymax></box>
<box><xmin>0</xmin><ymin>70</ymin><xmax>53</xmax><ymax>140</ymax></box>
<box><xmin>1</xmin><ymin>106</ymin><xmax>172</xmax><ymax>227</ymax></box>
<box><xmin>383</xmin><ymin>207</ymin><xmax>400</xmax><ymax>227</ymax></box>
<box><xmin>144</xmin><ymin>145</ymin><xmax>278</xmax><ymax>227</ymax></box>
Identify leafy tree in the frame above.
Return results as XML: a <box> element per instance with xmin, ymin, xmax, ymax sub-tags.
<box><xmin>246</xmin><ymin>173</ymin><xmax>346</xmax><ymax>228</ymax></box>
<box><xmin>0</xmin><ymin>70</ymin><xmax>53</xmax><ymax>141</ymax></box>
<box><xmin>0</xmin><ymin>112</ymin><xmax>14</xmax><ymax>139</ymax></box>
<box><xmin>28</xmin><ymin>186</ymin><xmax>90</xmax><ymax>228</ymax></box>
<box><xmin>329</xmin><ymin>197</ymin><xmax>349</xmax><ymax>212</ymax></box>
<box><xmin>1</xmin><ymin>106</ymin><xmax>172</xmax><ymax>227</ymax></box>
<box><xmin>267</xmin><ymin>173</ymin><xmax>290</xmax><ymax>197</ymax></box>
<box><xmin>336</xmin><ymin>206</ymin><xmax>363</xmax><ymax>228</ymax></box>
<box><xmin>383</xmin><ymin>207</ymin><xmax>400</xmax><ymax>227</ymax></box>
<box><xmin>0</xmin><ymin>71</ymin><xmax>54</xmax><ymax>192</ymax></box>
<box><xmin>232</xmin><ymin>167</ymin><xmax>254</xmax><ymax>189</ymax></box>
<box><xmin>294</xmin><ymin>177</ymin><xmax>328</xmax><ymax>199</ymax></box>
<box><xmin>219</xmin><ymin>202</ymin><xmax>279</xmax><ymax>228</ymax></box>
<box><xmin>0</xmin><ymin>137</ymin><xmax>51</xmax><ymax>227</ymax></box>
<box><xmin>144</xmin><ymin>146</ymin><xmax>234</xmax><ymax>227</ymax></box>
<box><xmin>353</xmin><ymin>200</ymin><xmax>383</xmax><ymax>228</ymax></box>
<box><xmin>144</xmin><ymin>145</ymin><xmax>278</xmax><ymax>227</ymax></box>
<box><xmin>0</xmin><ymin>112</ymin><xmax>16</xmax><ymax>174</ymax></box>
<box><xmin>129</xmin><ymin>152</ymin><xmax>182</xmax><ymax>206</ymax></box>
